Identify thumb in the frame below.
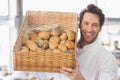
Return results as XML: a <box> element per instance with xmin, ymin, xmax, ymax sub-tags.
<box><xmin>75</xmin><ymin>60</ymin><xmax>80</xmax><ymax>70</ymax></box>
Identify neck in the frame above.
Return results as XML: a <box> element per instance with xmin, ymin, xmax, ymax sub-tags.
<box><xmin>77</xmin><ymin>39</ymin><xmax>96</xmax><ymax>48</ymax></box>
<box><xmin>78</xmin><ymin>40</ymin><xmax>88</xmax><ymax>48</ymax></box>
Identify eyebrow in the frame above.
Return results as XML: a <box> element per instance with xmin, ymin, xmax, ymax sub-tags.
<box><xmin>82</xmin><ymin>20</ymin><xmax>100</xmax><ymax>26</ymax></box>
<box><xmin>82</xmin><ymin>20</ymin><xmax>99</xmax><ymax>24</ymax></box>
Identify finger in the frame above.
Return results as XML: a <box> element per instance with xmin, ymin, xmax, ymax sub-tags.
<box><xmin>60</xmin><ymin>69</ymin><xmax>72</xmax><ymax>77</ymax></box>
<box><xmin>73</xmin><ymin>59</ymin><xmax>79</xmax><ymax>67</ymax></box>
<box><xmin>75</xmin><ymin>60</ymin><xmax>80</xmax><ymax>70</ymax></box>
<box><xmin>61</xmin><ymin>67</ymin><xmax>73</xmax><ymax>73</ymax></box>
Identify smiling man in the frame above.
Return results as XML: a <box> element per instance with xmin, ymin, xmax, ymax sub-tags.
<box><xmin>60</xmin><ymin>4</ymin><xmax>118</xmax><ymax>80</ymax></box>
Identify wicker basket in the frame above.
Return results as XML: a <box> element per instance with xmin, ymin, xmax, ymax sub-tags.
<box><xmin>14</xmin><ymin>11</ymin><xmax>78</xmax><ymax>72</ymax></box>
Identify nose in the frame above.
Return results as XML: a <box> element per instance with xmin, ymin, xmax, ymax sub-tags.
<box><xmin>87</xmin><ymin>25</ymin><xmax>93</xmax><ymax>32</ymax></box>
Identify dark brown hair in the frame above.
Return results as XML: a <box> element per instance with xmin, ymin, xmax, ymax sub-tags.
<box><xmin>79</xmin><ymin>4</ymin><xmax>105</xmax><ymax>27</ymax></box>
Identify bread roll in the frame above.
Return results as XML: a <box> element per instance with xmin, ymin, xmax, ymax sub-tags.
<box><xmin>53</xmin><ymin>48</ymin><xmax>61</xmax><ymax>53</ymax></box>
<box><xmin>26</xmin><ymin>40</ymin><xmax>38</xmax><ymax>51</ymax></box>
<box><xmin>42</xmin><ymin>40</ymin><xmax>49</xmax><ymax>49</ymax></box>
<box><xmin>35</xmin><ymin>38</ymin><xmax>49</xmax><ymax>49</ymax></box>
<box><xmin>20</xmin><ymin>46</ymin><xmax>29</xmax><ymax>52</ymax></box>
<box><xmin>66</xmin><ymin>30</ymin><xmax>75</xmax><ymax>41</ymax></box>
<box><xmin>60</xmin><ymin>40</ymin><xmax>66</xmax><ymax>44</ymax></box>
<box><xmin>60</xmin><ymin>32</ymin><xmax>67</xmax><ymax>40</ymax></box>
<box><xmin>29</xmin><ymin>32</ymin><xmax>38</xmax><ymax>41</ymax></box>
<box><xmin>49</xmin><ymin>36</ymin><xmax>60</xmax><ymax>49</ymax></box>
<box><xmin>46</xmin><ymin>49</ymin><xmax>53</xmax><ymax>53</ymax></box>
<box><xmin>35</xmin><ymin>38</ymin><xmax>44</xmax><ymax>48</ymax></box>
<box><xmin>38</xmin><ymin>31</ymin><xmax>50</xmax><ymax>40</ymax></box>
<box><xmin>65</xmin><ymin>40</ymin><xmax>75</xmax><ymax>49</ymax></box>
<box><xmin>36</xmin><ymin>48</ymin><xmax>45</xmax><ymax>53</ymax></box>
<box><xmin>22</xmin><ymin>33</ymin><xmax>30</xmax><ymax>45</ymax></box>
<box><xmin>58</xmin><ymin>44</ymin><xmax>67</xmax><ymax>52</ymax></box>
<box><xmin>2</xmin><ymin>70</ymin><xmax>9</xmax><ymax>76</ymax></box>
<box><xmin>51</xmin><ymin>27</ymin><xmax>62</xmax><ymax>36</ymax></box>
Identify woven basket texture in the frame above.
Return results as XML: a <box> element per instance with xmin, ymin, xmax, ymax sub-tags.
<box><xmin>14</xmin><ymin>11</ymin><xmax>78</xmax><ymax>72</ymax></box>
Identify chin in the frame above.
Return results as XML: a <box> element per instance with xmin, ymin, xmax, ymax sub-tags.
<box><xmin>85</xmin><ymin>38</ymin><xmax>95</xmax><ymax>43</ymax></box>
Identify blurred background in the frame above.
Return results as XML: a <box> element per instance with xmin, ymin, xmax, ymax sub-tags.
<box><xmin>0</xmin><ymin>0</ymin><xmax>120</xmax><ymax>80</ymax></box>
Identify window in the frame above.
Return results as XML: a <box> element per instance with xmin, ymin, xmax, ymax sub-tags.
<box><xmin>0</xmin><ymin>0</ymin><xmax>9</xmax><ymax>16</ymax></box>
<box><xmin>97</xmin><ymin>0</ymin><xmax>120</xmax><ymax>18</ymax></box>
<box><xmin>23</xmin><ymin>0</ymin><xmax>95</xmax><ymax>15</ymax></box>
<box><xmin>0</xmin><ymin>26</ymin><xmax>9</xmax><ymax>66</ymax></box>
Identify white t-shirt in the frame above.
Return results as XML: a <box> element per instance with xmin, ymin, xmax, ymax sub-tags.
<box><xmin>76</xmin><ymin>40</ymin><xmax>118</xmax><ymax>80</ymax></box>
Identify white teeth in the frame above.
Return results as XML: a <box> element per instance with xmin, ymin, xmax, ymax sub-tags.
<box><xmin>86</xmin><ymin>32</ymin><xmax>92</xmax><ymax>36</ymax></box>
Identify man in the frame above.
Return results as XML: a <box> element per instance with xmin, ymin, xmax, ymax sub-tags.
<box><xmin>60</xmin><ymin>4</ymin><xmax>118</xmax><ymax>80</ymax></box>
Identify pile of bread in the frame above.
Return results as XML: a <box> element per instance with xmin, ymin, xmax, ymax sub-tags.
<box><xmin>20</xmin><ymin>25</ymin><xmax>76</xmax><ymax>54</ymax></box>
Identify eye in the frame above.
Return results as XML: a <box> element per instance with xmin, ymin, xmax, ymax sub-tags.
<box><xmin>83</xmin><ymin>22</ymin><xmax>89</xmax><ymax>26</ymax></box>
<box><xmin>92</xmin><ymin>23</ymin><xmax>99</xmax><ymax>27</ymax></box>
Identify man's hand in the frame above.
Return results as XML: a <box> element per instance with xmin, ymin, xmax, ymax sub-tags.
<box><xmin>60</xmin><ymin>60</ymin><xmax>85</xmax><ymax>80</ymax></box>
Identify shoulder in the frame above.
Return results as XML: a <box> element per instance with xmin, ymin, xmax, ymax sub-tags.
<box><xmin>96</xmin><ymin>44</ymin><xmax>118</xmax><ymax>79</ymax></box>
<box><xmin>97</xmin><ymin>44</ymin><xmax>114</xmax><ymax>58</ymax></box>
<box><xmin>97</xmin><ymin>43</ymin><xmax>117</xmax><ymax>68</ymax></box>
<box><xmin>95</xmin><ymin>43</ymin><xmax>117</xmax><ymax>65</ymax></box>
<box><xmin>98</xmin><ymin>44</ymin><xmax>115</xmax><ymax>59</ymax></box>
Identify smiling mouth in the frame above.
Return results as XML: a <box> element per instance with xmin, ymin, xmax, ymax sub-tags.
<box><xmin>85</xmin><ymin>32</ymin><xmax>93</xmax><ymax>38</ymax></box>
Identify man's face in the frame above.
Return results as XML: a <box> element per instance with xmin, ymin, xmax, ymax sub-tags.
<box><xmin>80</xmin><ymin>12</ymin><xmax>101</xmax><ymax>44</ymax></box>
